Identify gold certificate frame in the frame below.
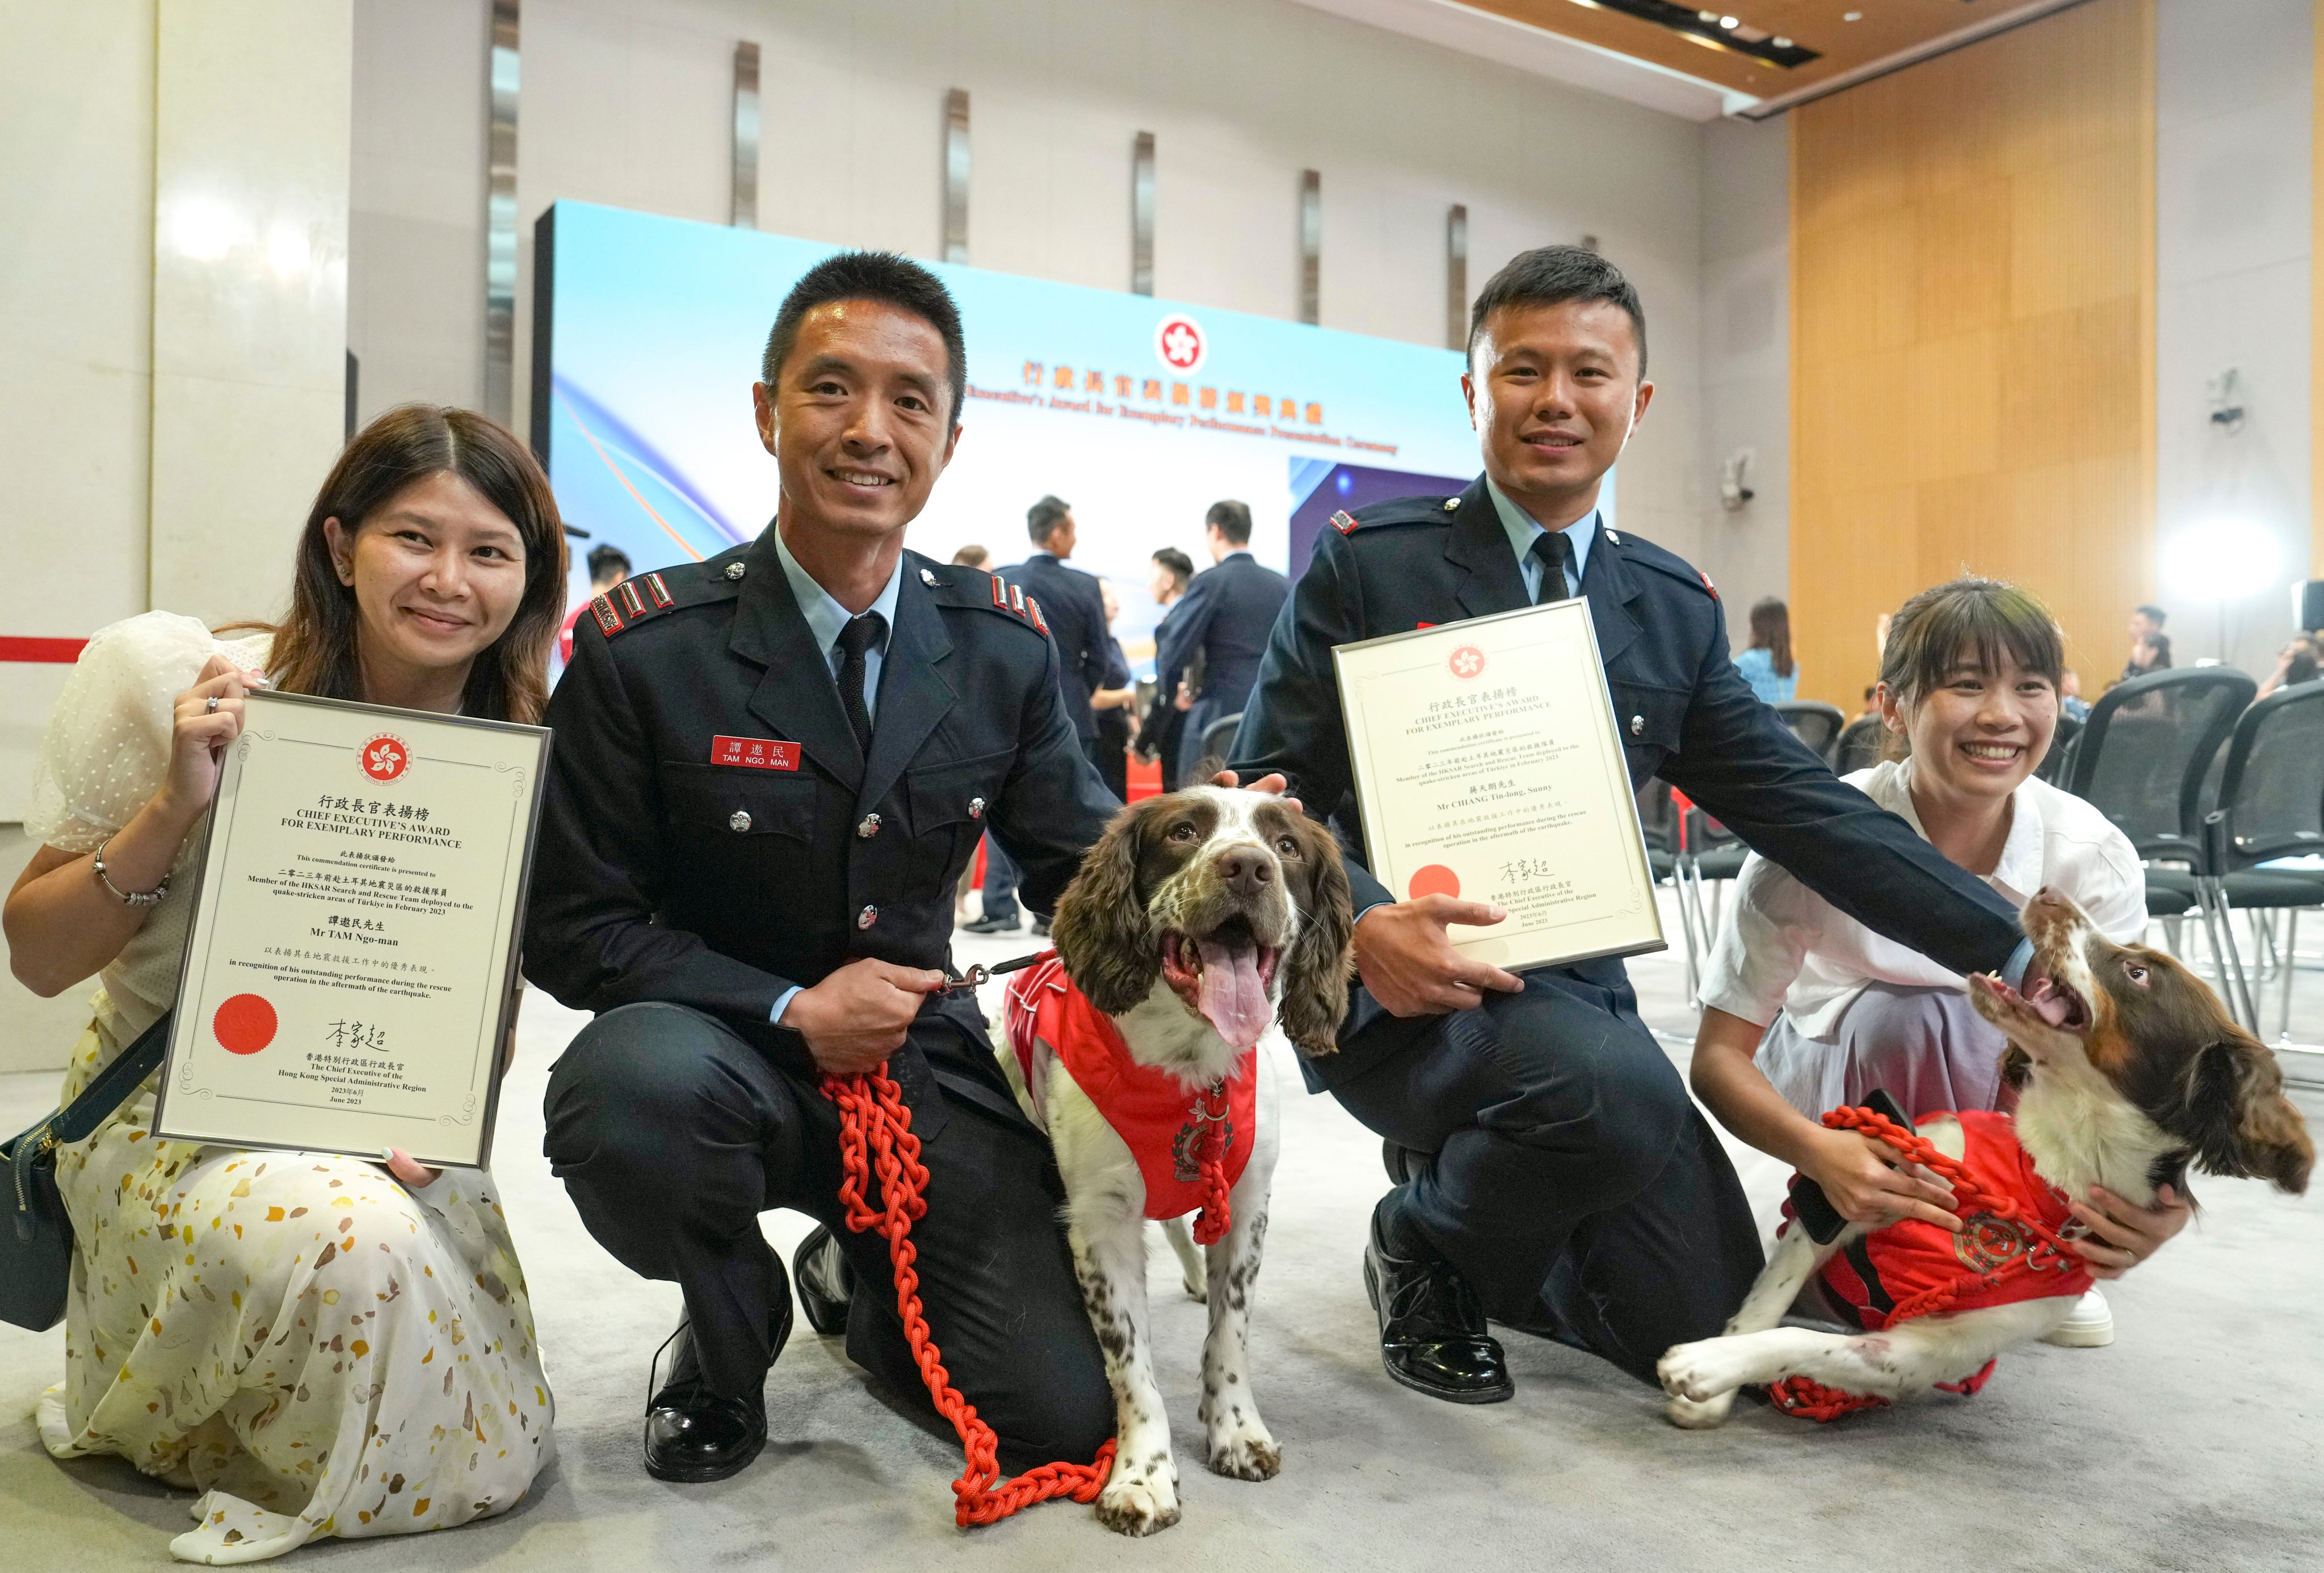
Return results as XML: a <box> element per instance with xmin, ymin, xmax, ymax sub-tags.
<box><xmin>152</xmin><ymin>690</ymin><xmax>550</xmax><ymax>1168</ymax></box>
<box><xmin>1332</xmin><ymin>599</ymin><xmax>1665</xmax><ymax>974</ymax></box>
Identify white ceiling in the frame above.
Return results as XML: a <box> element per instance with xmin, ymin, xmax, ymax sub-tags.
<box><xmin>1283</xmin><ymin>0</ymin><xmax>1747</xmax><ymax>123</ymax></box>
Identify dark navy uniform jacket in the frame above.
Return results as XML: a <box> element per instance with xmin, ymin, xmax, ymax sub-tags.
<box><xmin>1158</xmin><ymin>550</ymin><xmax>1291</xmax><ymax>758</ymax></box>
<box><xmin>997</xmin><ymin>552</ymin><xmax>1110</xmax><ymax>741</ymax></box>
<box><xmin>1229</xmin><ymin>474</ymin><xmax>2024</xmax><ymax>1081</ymax></box>
<box><xmin>524</xmin><ymin>531</ymin><xmax>1119</xmax><ymax>1124</ymax></box>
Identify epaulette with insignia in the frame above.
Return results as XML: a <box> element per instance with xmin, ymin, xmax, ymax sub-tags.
<box><xmin>590</xmin><ymin>557</ymin><xmax>742</xmax><ymax>639</ymax></box>
<box><xmin>1606</xmin><ymin>528</ymin><xmax>1719</xmax><ymax>600</ymax></box>
<box><xmin>922</xmin><ymin>561</ymin><xmax>1049</xmax><ymax>637</ymax></box>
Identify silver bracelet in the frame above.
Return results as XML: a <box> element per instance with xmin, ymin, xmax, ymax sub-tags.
<box><xmin>93</xmin><ymin>839</ymin><xmax>169</xmax><ymax>908</ymax></box>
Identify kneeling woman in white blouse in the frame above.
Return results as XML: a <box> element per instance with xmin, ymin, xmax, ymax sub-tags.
<box><xmin>3</xmin><ymin>406</ymin><xmax>561</xmax><ymax>1562</ymax></box>
<box><xmin>1690</xmin><ymin>577</ymin><xmax>2182</xmax><ymax>1348</ymax></box>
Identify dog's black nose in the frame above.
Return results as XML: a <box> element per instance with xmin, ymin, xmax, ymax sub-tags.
<box><xmin>1218</xmin><ymin>847</ymin><xmax>1274</xmax><ymax>900</ymax></box>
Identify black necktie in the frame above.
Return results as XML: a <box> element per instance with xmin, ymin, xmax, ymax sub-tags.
<box><xmin>1529</xmin><ymin>531</ymin><xmax>1574</xmax><ymax>605</ymax></box>
<box><xmin>835</xmin><ymin>612</ymin><xmax>886</xmax><ymax>752</ymax></box>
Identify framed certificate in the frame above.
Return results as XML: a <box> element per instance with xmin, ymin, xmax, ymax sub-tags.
<box><xmin>153</xmin><ymin>690</ymin><xmax>550</xmax><ymax>1168</ymax></box>
<box><xmin>1333</xmin><ymin>599</ymin><xmax>1665</xmax><ymax>974</ymax></box>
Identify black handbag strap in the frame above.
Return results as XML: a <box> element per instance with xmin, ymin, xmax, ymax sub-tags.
<box><xmin>45</xmin><ymin>1013</ymin><xmax>173</xmax><ymax>1146</ymax></box>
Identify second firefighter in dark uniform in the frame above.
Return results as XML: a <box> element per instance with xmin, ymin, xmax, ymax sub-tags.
<box><xmin>524</xmin><ymin>253</ymin><xmax>1120</xmax><ymax>1483</ymax></box>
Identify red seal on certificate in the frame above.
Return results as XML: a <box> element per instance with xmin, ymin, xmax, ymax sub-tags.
<box><xmin>359</xmin><ymin>734</ymin><xmax>410</xmax><ymax>782</ymax></box>
<box><xmin>213</xmin><ymin>993</ymin><xmax>278</xmax><ymax>1055</ymax></box>
<box><xmin>1407</xmin><ymin>865</ymin><xmax>1460</xmax><ymax>901</ymax></box>
<box><xmin>1447</xmin><ymin>645</ymin><xmax>1486</xmax><ymax>680</ymax></box>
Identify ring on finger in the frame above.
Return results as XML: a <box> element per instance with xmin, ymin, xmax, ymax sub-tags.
<box><xmin>205</xmin><ymin>696</ymin><xmax>220</xmax><ymax>714</ymax></box>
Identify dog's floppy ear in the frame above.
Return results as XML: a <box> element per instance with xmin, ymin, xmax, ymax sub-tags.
<box><xmin>1050</xmin><ymin>801</ymin><xmax>1163</xmax><ymax>1015</ymax></box>
<box><xmin>1276</xmin><ymin>814</ymin><xmax>1354</xmax><ymax>1058</ymax></box>
<box><xmin>2172</xmin><ymin>1033</ymin><xmax>2314</xmax><ymax>1195</ymax></box>
<box><xmin>1996</xmin><ymin>1042</ymin><xmax>2032</xmax><ymax>1092</ymax></box>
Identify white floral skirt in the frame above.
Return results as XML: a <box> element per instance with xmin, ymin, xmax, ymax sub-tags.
<box><xmin>39</xmin><ymin>1005</ymin><xmax>554</xmax><ymax>1563</ymax></box>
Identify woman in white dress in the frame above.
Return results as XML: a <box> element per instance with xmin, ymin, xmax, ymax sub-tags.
<box><xmin>1690</xmin><ymin>578</ymin><xmax>2189</xmax><ymax>1347</ymax></box>
<box><xmin>4</xmin><ymin>406</ymin><xmax>564</xmax><ymax>1563</ymax></box>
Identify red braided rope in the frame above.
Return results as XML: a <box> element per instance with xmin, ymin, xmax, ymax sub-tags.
<box><xmin>821</xmin><ymin>1065</ymin><xmax>1116</xmax><ymax>1524</ymax></box>
<box><xmin>1767</xmin><ymin>1106</ymin><xmax>2082</xmax><ymax>1423</ymax></box>
<box><xmin>1190</xmin><ymin>1077</ymin><xmax>1234</xmax><ymax>1246</ymax></box>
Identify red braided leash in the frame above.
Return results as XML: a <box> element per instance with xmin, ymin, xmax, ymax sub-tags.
<box><xmin>1768</xmin><ymin>1105</ymin><xmax>2082</xmax><ymax>1423</ymax></box>
<box><xmin>1190</xmin><ymin>1077</ymin><xmax>1234</xmax><ymax>1246</ymax></box>
<box><xmin>821</xmin><ymin>1065</ymin><xmax>1116</xmax><ymax>1524</ymax></box>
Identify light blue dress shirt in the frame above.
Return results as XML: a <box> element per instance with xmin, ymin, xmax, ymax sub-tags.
<box><xmin>1484</xmin><ymin>477</ymin><xmax>1598</xmax><ymax>601</ymax></box>
<box><xmin>769</xmin><ymin>531</ymin><xmax>903</xmax><ymax>1025</ymax></box>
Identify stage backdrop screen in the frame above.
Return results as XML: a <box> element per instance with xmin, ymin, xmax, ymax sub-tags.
<box><xmin>536</xmin><ymin>201</ymin><xmax>1612</xmax><ymax>670</ymax></box>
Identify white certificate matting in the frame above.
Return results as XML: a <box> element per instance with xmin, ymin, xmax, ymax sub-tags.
<box><xmin>153</xmin><ymin>691</ymin><xmax>549</xmax><ymax>1168</ymax></box>
<box><xmin>1333</xmin><ymin>600</ymin><xmax>1665</xmax><ymax>973</ymax></box>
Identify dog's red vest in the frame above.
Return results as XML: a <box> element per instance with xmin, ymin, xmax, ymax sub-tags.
<box><xmin>1003</xmin><ymin>954</ymin><xmax>1256</xmax><ymax>1221</ymax></box>
<box><xmin>1809</xmin><ymin>1110</ymin><xmax>2094</xmax><ymax>1332</ymax></box>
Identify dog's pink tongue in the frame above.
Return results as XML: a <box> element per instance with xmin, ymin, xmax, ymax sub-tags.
<box><xmin>1195</xmin><ymin>938</ymin><xmax>1270</xmax><ymax>1052</ymax></box>
<box><xmin>2028</xmin><ymin>979</ymin><xmax>2073</xmax><ymax>1028</ymax></box>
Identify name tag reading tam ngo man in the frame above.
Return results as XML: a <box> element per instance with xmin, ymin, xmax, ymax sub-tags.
<box><xmin>152</xmin><ymin>690</ymin><xmax>550</xmax><ymax>1169</ymax></box>
<box><xmin>1332</xmin><ymin>599</ymin><xmax>1664</xmax><ymax>974</ymax></box>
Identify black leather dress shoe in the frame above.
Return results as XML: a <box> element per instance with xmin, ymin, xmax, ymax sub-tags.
<box><xmin>642</xmin><ymin>1277</ymin><xmax>793</xmax><ymax>1483</ymax></box>
<box><xmin>1363</xmin><ymin>1203</ymin><xmax>1512</xmax><ymax>1404</ymax></box>
<box><xmin>792</xmin><ymin>1225</ymin><xmax>855</xmax><ymax>1337</ymax></box>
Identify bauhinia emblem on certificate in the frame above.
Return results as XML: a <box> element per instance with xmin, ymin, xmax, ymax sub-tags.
<box><xmin>1333</xmin><ymin>600</ymin><xmax>1665</xmax><ymax>973</ymax></box>
<box><xmin>153</xmin><ymin>690</ymin><xmax>550</xmax><ymax>1168</ymax></box>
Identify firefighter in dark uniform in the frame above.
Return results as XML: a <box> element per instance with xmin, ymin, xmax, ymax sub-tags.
<box><xmin>525</xmin><ymin>253</ymin><xmax>1121</xmax><ymax>1484</ymax></box>
<box><xmin>1230</xmin><ymin>247</ymin><xmax>2040</xmax><ymax>1403</ymax></box>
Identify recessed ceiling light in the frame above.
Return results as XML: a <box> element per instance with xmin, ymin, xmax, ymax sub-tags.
<box><xmin>1772</xmin><ymin>35</ymin><xmax>1792</xmax><ymax>47</ymax></box>
<box><xmin>1698</xmin><ymin>8</ymin><xmax>1718</xmax><ymax>20</ymax></box>
<box><xmin>1720</xmin><ymin>14</ymin><xmax>1739</xmax><ymax>26</ymax></box>
<box><xmin>1843</xmin><ymin>9</ymin><xmax>1862</xmax><ymax>18</ymax></box>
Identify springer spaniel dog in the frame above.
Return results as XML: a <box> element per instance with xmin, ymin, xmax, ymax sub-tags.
<box><xmin>1658</xmin><ymin>888</ymin><xmax>2312</xmax><ymax>1427</ymax></box>
<box><xmin>997</xmin><ymin>786</ymin><xmax>1353</xmax><ymax>1535</ymax></box>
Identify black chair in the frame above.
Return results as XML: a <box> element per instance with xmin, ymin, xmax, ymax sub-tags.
<box><xmin>2200</xmin><ymin>680</ymin><xmax>2324</xmax><ymax>1040</ymax></box>
<box><xmin>1633</xmin><ymin>780</ymin><xmax>1695</xmax><ymax>992</ymax></box>
<box><xmin>1834</xmin><ymin>716</ymin><xmax>1886</xmax><ymax>775</ymax></box>
<box><xmin>1774</xmin><ymin>701</ymin><xmax>1849</xmax><ymax>768</ymax></box>
<box><xmin>2033</xmin><ymin>713</ymin><xmax>2081</xmax><ymax>785</ymax></box>
<box><xmin>1672</xmin><ymin>802</ymin><xmax>1747</xmax><ymax>1003</ymax></box>
<box><xmin>1190</xmin><ymin>711</ymin><xmax>1243</xmax><ymax>787</ymax></box>
<box><xmin>2064</xmin><ymin>667</ymin><xmax>2256</xmax><ymax>987</ymax></box>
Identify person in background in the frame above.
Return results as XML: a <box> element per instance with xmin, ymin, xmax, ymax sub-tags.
<box><xmin>2121</xmin><ymin>603</ymin><xmax>2168</xmax><ymax>681</ymax></box>
<box><xmin>2256</xmin><ymin>632</ymin><xmax>2319</xmax><ymax>701</ymax></box>
<box><xmin>4</xmin><ymin>405</ymin><xmax>562</xmax><ymax>1562</ymax></box>
<box><xmin>1735</xmin><ymin>595</ymin><xmax>1797</xmax><ymax>704</ymax></box>
<box><xmin>1689</xmin><ymin>577</ymin><xmax>2176</xmax><ymax>1352</ymax></box>
<box><xmin>2059</xmin><ymin>666</ymin><xmax>2091</xmax><ymax>722</ymax></box>
<box><xmin>1155</xmin><ymin>499</ymin><xmax>1288</xmax><ymax>784</ymax></box>
<box><xmin>1090</xmin><ymin>579</ymin><xmax>1138</xmax><ymax>801</ymax></box>
<box><xmin>1859</xmin><ymin>684</ymin><xmax>1880</xmax><ymax>719</ymax></box>
<box><xmin>967</xmin><ymin>495</ymin><xmax>1110</xmax><ymax>935</ymax></box>
<box><xmin>1138</xmin><ymin>546</ymin><xmax>1195</xmax><ymax>785</ymax></box>
<box><xmin>951</xmin><ymin>542</ymin><xmax>990</xmax><ymax>570</ymax></box>
<box><xmin>559</xmin><ymin>541</ymin><xmax>632</xmax><ymax>666</ymax></box>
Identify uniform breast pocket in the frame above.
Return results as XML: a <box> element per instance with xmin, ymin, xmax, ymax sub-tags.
<box><xmin>660</xmin><ymin>760</ymin><xmax>820</xmax><ymax>869</ymax></box>
<box><xmin>1607</xmin><ymin>682</ymin><xmax>1688</xmax><ymax>788</ymax></box>
<box><xmin>903</xmin><ymin>748</ymin><xmax>1010</xmax><ymax>888</ymax></box>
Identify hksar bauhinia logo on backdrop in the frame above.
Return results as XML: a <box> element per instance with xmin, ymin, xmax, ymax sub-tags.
<box><xmin>1448</xmin><ymin>646</ymin><xmax>1486</xmax><ymax>680</ymax></box>
<box><xmin>359</xmin><ymin>734</ymin><xmax>411</xmax><ymax>783</ymax></box>
<box><xmin>1154</xmin><ymin>313</ymin><xmax>1206</xmax><ymax>376</ymax></box>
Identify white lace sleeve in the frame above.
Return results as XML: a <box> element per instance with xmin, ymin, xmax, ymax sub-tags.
<box><xmin>22</xmin><ymin>612</ymin><xmax>221</xmax><ymax>855</ymax></box>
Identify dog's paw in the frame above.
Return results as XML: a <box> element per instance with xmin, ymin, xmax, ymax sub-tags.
<box><xmin>1663</xmin><ymin>1390</ymin><xmax>1737</xmax><ymax>1430</ymax></box>
<box><xmin>1205</xmin><ymin>1423</ymin><xmax>1281</xmax><ymax>1482</ymax></box>
<box><xmin>1180</xmin><ymin>1266</ymin><xmax>1207</xmax><ymax>1301</ymax></box>
<box><xmin>1096</xmin><ymin>1472</ymin><xmax>1182</xmax><ymax>1537</ymax></box>
<box><xmin>1657</xmin><ymin>1340</ymin><xmax>1749</xmax><ymax>1406</ymax></box>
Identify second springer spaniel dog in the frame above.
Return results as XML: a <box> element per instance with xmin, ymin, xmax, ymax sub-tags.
<box><xmin>998</xmin><ymin>786</ymin><xmax>1353</xmax><ymax>1535</ymax></box>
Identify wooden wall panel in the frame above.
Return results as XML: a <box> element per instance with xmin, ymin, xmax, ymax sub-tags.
<box><xmin>1789</xmin><ymin>0</ymin><xmax>2155</xmax><ymax>707</ymax></box>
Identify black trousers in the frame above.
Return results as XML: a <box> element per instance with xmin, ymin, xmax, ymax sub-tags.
<box><xmin>543</xmin><ymin>1002</ymin><xmax>1112</xmax><ymax>1469</ymax></box>
<box><xmin>1325</xmin><ymin>964</ymin><xmax>1764</xmax><ymax>1385</ymax></box>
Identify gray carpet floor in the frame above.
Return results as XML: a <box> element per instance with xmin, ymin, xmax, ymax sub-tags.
<box><xmin>4</xmin><ymin>903</ymin><xmax>2319</xmax><ymax>1571</ymax></box>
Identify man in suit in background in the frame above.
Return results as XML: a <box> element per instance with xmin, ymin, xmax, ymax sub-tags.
<box><xmin>1138</xmin><ymin>546</ymin><xmax>1195</xmax><ymax>787</ymax></box>
<box><xmin>1154</xmin><ymin>500</ymin><xmax>1289</xmax><ymax>784</ymax></box>
<box><xmin>967</xmin><ymin>495</ymin><xmax>1112</xmax><ymax>934</ymax></box>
